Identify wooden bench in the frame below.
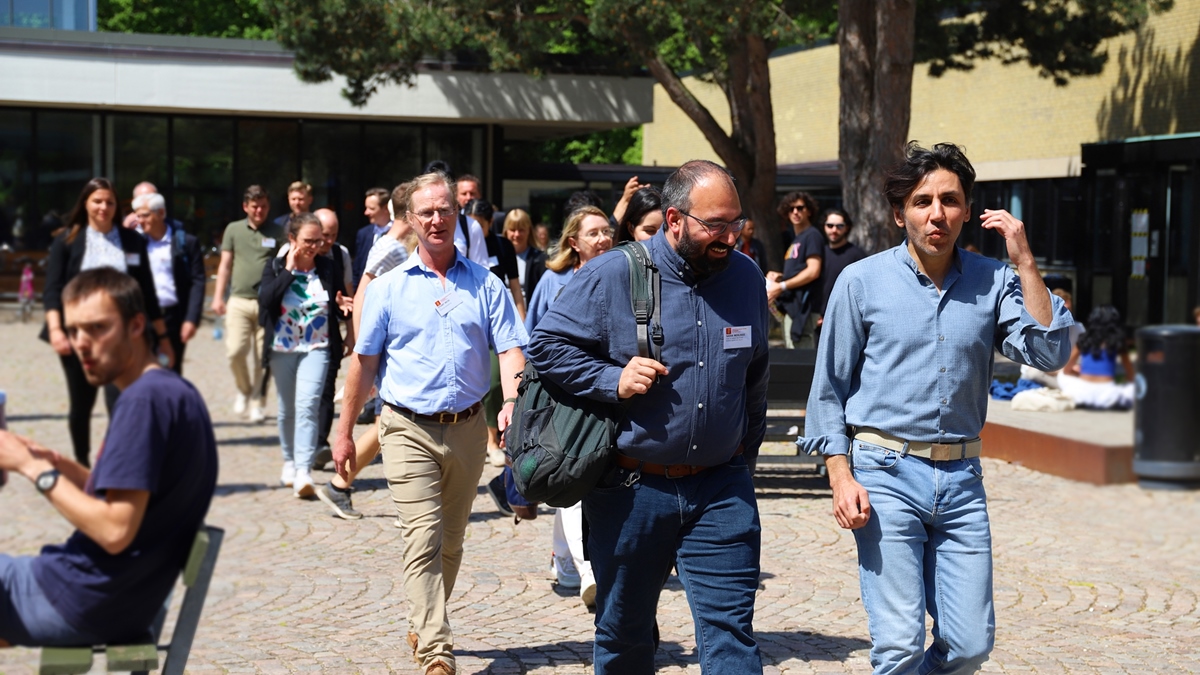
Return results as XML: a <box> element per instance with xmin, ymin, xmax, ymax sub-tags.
<box><xmin>39</xmin><ymin>525</ymin><xmax>224</xmax><ymax>675</ymax></box>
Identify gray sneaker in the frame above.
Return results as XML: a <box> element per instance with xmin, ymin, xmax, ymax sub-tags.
<box><xmin>317</xmin><ymin>483</ymin><xmax>362</xmax><ymax>520</ymax></box>
<box><xmin>311</xmin><ymin>445</ymin><xmax>333</xmax><ymax>471</ymax></box>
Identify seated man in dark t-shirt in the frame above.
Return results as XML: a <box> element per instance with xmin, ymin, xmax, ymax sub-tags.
<box><xmin>0</xmin><ymin>268</ymin><xmax>219</xmax><ymax>647</ymax></box>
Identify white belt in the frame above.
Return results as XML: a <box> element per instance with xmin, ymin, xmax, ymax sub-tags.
<box><xmin>852</xmin><ymin>427</ymin><xmax>982</xmax><ymax>461</ymax></box>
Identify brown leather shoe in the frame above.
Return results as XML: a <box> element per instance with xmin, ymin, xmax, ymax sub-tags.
<box><xmin>406</xmin><ymin>631</ymin><xmax>419</xmax><ymax>662</ymax></box>
<box><xmin>425</xmin><ymin>660</ymin><xmax>455</xmax><ymax>675</ymax></box>
<box><xmin>513</xmin><ymin>503</ymin><xmax>538</xmax><ymax>521</ymax></box>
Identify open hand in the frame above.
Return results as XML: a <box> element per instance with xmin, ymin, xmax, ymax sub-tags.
<box><xmin>980</xmin><ymin>209</ymin><xmax>1034</xmax><ymax>268</ymax></box>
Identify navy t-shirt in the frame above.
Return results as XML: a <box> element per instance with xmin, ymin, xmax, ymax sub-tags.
<box><xmin>32</xmin><ymin>368</ymin><xmax>219</xmax><ymax>642</ymax></box>
<box><xmin>820</xmin><ymin>242</ymin><xmax>868</xmax><ymax>314</ymax></box>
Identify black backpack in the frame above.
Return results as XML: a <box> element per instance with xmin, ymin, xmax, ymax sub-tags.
<box><xmin>505</xmin><ymin>241</ymin><xmax>662</xmax><ymax>507</ymax></box>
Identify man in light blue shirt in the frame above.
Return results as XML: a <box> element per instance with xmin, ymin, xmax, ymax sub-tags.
<box><xmin>333</xmin><ymin>172</ymin><xmax>527</xmax><ymax>675</ymax></box>
<box><xmin>802</xmin><ymin>142</ymin><xmax>1073</xmax><ymax>674</ymax></box>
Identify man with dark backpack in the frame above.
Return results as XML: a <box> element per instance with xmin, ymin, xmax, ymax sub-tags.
<box><xmin>527</xmin><ymin>160</ymin><xmax>770</xmax><ymax>674</ymax></box>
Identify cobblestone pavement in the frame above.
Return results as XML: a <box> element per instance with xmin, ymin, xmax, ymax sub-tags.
<box><xmin>1</xmin><ymin>318</ymin><xmax>1199</xmax><ymax>673</ymax></box>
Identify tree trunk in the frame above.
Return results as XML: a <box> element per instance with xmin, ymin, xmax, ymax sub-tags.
<box><xmin>838</xmin><ymin>0</ymin><xmax>916</xmax><ymax>254</ymax></box>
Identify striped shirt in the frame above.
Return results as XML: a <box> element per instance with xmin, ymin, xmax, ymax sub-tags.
<box><xmin>363</xmin><ymin>236</ymin><xmax>409</xmax><ymax>278</ymax></box>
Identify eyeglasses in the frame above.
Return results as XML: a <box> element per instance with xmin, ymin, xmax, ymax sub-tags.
<box><xmin>788</xmin><ymin>204</ymin><xmax>808</xmax><ymax>213</ymax></box>
<box><xmin>824</xmin><ymin>222</ymin><xmax>848</xmax><ymax>230</ymax></box>
<box><xmin>677</xmin><ymin>209</ymin><xmax>747</xmax><ymax>237</ymax></box>
<box><xmin>407</xmin><ymin>208</ymin><xmax>456</xmax><ymax>224</ymax></box>
<box><xmin>580</xmin><ymin>227</ymin><xmax>615</xmax><ymax>240</ymax></box>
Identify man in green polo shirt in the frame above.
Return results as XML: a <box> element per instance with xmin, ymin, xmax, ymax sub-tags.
<box><xmin>211</xmin><ymin>184</ymin><xmax>284</xmax><ymax>423</ymax></box>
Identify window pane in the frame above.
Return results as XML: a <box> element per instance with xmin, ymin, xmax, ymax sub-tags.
<box><xmin>51</xmin><ymin>0</ymin><xmax>86</xmax><ymax>29</ymax></box>
<box><xmin>0</xmin><ymin>109</ymin><xmax>34</xmax><ymax>249</ymax></box>
<box><xmin>302</xmin><ymin>121</ymin><xmax>361</xmax><ymax>246</ymax></box>
<box><xmin>424</xmin><ymin>126</ymin><xmax>484</xmax><ymax>188</ymax></box>
<box><xmin>237</xmin><ymin>119</ymin><xmax>298</xmax><ymax>223</ymax></box>
<box><xmin>174</xmin><ymin>117</ymin><xmax>234</xmax><ymax>248</ymax></box>
<box><xmin>108</xmin><ymin>114</ymin><xmax>168</xmax><ymax>221</ymax></box>
<box><xmin>13</xmin><ymin>0</ymin><xmax>49</xmax><ymax>27</ymax></box>
<box><xmin>362</xmin><ymin>124</ymin><xmax>420</xmax><ymax>198</ymax></box>
<box><xmin>36</xmin><ymin>110</ymin><xmax>99</xmax><ymax>232</ymax></box>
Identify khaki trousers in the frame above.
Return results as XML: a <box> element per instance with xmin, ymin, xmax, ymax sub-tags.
<box><xmin>224</xmin><ymin>296</ymin><xmax>265</xmax><ymax>399</ymax></box>
<box><xmin>379</xmin><ymin>405</ymin><xmax>486</xmax><ymax>671</ymax></box>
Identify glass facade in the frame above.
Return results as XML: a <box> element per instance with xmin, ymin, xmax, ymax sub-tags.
<box><xmin>3</xmin><ymin>0</ymin><xmax>92</xmax><ymax>29</ymax></box>
<box><xmin>0</xmin><ymin>106</ymin><xmax>487</xmax><ymax>251</ymax></box>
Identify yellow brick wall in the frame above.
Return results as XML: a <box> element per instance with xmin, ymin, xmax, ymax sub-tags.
<box><xmin>642</xmin><ymin>0</ymin><xmax>1200</xmax><ymax>175</ymax></box>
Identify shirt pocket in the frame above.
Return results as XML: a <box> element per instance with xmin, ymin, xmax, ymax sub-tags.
<box><xmin>719</xmin><ymin>346</ymin><xmax>753</xmax><ymax>390</ymax></box>
<box><xmin>850</xmin><ymin>440</ymin><xmax>900</xmax><ymax>470</ymax></box>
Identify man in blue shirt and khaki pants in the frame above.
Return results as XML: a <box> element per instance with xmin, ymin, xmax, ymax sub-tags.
<box><xmin>803</xmin><ymin>142</ymin><xmax>1074</xmax><ymax>674</ymax></box>
<box><xmin>334</xmin><ymin>172</ymin><xmax>527</xmax><ymax>675</ymax></box>
<box><xmin>529</xmin><ymin>160</ymin><xmax>771</xmax><ymax>674</ymax></box>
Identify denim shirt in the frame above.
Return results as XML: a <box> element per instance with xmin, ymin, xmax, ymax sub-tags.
<box><xmin>357</xmin><ymin>252</ymin><xmax>528</xmax><ymax>415</ymax></box>
<box><xmin>801</xmin><ymin>243</ymin><xmax>1074</xmax><ymax>457</ymax></box>
<box><xmin>527</xmin><ymin>229</ymin><xmax>770</xmax><ymax>466</ymax></box>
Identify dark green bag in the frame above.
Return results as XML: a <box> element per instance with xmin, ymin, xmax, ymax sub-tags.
<box><xmin>505</xmin><ymin>241</ymin><xmax>662</xmax><ymax>507</ymax></box>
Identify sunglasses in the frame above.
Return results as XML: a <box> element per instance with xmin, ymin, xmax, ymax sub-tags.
<box><xmin>824</xmin><ymin>222</ymin><xmax>848</xmax><ymax>230</ymax></box>
<box><xmin>788</xmin><ymin>204</ymin><xmax>807</xmax><ymax>213</ymax></box>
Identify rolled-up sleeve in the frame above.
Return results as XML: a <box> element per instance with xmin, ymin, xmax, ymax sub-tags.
<box><xmin>800</xmin><ymin>274</ymin><xmax>866</xmax><ymax>457</ymax></box>
<box><xmin>486</xmin><ymin>274</ymin><xmax>529</xmax><ymax>353</ymax></box>
<box><xmin>995</xmin><ymin>269</ymin><xmax>1074</xmax><ymax>371</ymax></box>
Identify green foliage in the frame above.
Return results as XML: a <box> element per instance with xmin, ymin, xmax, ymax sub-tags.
<box><xmin>507</xmin><ymin>127</ymin><xmax>643</xmax><ymax>166</ymax></box>
<box><xmin>98</xmin><ymin>0</ymin><xmax>275</xmax><ymax>39</ymax></box>
<box><xmin>915</xmin><ymin>0</ymin><xmax>1174</xmax><ymax>85</ymax></box>
<box><xmin>263</xmin><ymin>0</ymin><xmax>834</xmax><ymax>106</ymax></box>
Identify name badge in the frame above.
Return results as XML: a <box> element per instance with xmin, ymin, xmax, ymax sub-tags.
<box><xmin>487</xmin><ymin>255</ymin><xmax>500</xmax><ymax>268</ymax></box>
<box><xmin>261</xmin><ymin>237</ymin><xmax>276</xmax><ymax>248</ymax></box>
<box><xmin>723</xmin><ymin>326</ymin><xmax>751</xmax><ymax>350</ymax></box>
<box><xmin>434</xmin><ymin>291</ymin><xmax>464</xmax><ymax>317</ymax></box>
<box><xmin>125</xmin><ymin>253</ymin><xmax>141</xmax><ymax>267</ymax></box>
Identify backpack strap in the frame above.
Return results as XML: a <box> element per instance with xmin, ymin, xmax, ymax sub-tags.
<box><xmin>616</xmin><ymin>241</ymin><xmax>661</xmax><ymax>361</ymax></box>
<box><xmin>173</xmin><ymin>227</ymin><xmax>188</xmax><ymax>267</ymax></box>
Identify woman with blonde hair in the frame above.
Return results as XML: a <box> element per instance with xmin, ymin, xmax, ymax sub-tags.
<box><xmin>503</xmin><ymin>208</ymin><xmax>546</xmax><ymax>301</ymax></box>
<box><xmin>525</xmin><ymin>206</ymin><xmax>613</xmax><ymax>328</ymax></box>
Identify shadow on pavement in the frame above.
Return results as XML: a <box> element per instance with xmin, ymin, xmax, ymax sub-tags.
<box><xmin>758</xmin><ymin>630</ymin><xmax>872</xmax><ymax>662</ymax></box>
<box><xmin>752</xmin><ymin>469</ymin><xmax>831</xmax><ymax>500</ymax></box>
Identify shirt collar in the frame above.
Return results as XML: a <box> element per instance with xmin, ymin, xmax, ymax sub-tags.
<box><xmin>894</xmin><ymin>240</ymin><xmax>964</xmax><ymax>283</ymax></box>
<box><xmin>402</xmin><ymin>248</ymin><xmax>468</xmax><ymax>276</ymax></box>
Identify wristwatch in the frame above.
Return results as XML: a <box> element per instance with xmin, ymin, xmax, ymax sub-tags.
<box><xmin>35</xmin><ymin>468</ymin><xmax>60</xmax><ymax>494</ymax></box>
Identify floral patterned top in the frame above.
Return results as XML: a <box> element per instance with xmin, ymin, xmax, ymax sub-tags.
<box><xmin>271</xmin><ymin>269</ymin><xmax>329</xmax><ymax>353</ymax></box>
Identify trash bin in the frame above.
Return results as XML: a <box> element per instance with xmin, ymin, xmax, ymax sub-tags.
<box><xmin>1133</xmin><ymin>326</ymin><xmax>1200</xmax><ymax>489</ymax></box>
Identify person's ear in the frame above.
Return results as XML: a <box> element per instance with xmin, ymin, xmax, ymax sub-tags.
<box><xmin>893</xmin><ymin>207</ymin><xmax>906</xmax><ymax>230</ymax></box>
<box><xmin>128</xmin><ymin>312</ymin><xmax>146</xmax><ymax>342</ymax></box>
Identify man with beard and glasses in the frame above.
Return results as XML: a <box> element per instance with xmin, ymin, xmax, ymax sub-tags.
<box><xmin>527</xmin><ymin>159</ymin><xmax>770</xmax><ymax>674</ymax></box>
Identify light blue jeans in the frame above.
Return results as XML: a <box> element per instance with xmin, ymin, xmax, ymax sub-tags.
<box><xmin>271</xmin><ymin>348</ymin><xmax>330</xmax><ymax>473</ymax></box>
<box><xmin>851</xmin><ymin>440</ymin><xmax>995</xmax><ymax>675</ymax></box>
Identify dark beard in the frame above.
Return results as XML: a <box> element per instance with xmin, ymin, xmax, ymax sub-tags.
<box><xmin>677</xmin><ymin>226</ymin><xmax>732</xmax><ymax>277</ymax></box>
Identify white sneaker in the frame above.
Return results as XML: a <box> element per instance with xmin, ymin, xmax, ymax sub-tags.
<box><xmin>487</xmin><ymin>447</ymin><xmax>507</xmax><ymax>468</ymax></box>
<box><xmin>293</xmin><ymin>472</ymin><xmax>315</xmax><ymax>498</ymax></box>
<box><xmin>280</xmin><ymin>461</ymin><xmax>296</xmax><ymax>487</ymax></box>
<box><xmin>233</xmin><ymin>393</ymin><xmax>248</xmax><ymax>415</ymax></box>
<box><xmin>248</xmin><ymin>405</ymin><xmax>265</xmax><ymax>424</ymax></box>
<box><xmin>552</xmin><ymin>552</ymin><xmax>581</xmax><ymax>589</ymax></box>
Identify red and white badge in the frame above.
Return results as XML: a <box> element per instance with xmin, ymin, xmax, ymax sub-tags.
<box><xmin>723</xmin><ymin>326</ymin><xmax>751</xmax><ymax>349</ymax></box>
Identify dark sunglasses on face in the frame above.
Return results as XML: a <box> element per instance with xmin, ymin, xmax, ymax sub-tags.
<box><xmin>789</xmin><ymin>204</ymin><xmax>807</xmax><ymax>213</ymax></box>
<box><xmin>825</xmin><ymin>222</ymin><xmax>848</xmax><ymax>230</ymax></box>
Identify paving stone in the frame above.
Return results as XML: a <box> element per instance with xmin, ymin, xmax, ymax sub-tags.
<box><xmin>1</xmin><ymin>320</ymin><xmax>1198</xmax><ymax>673</ymax></box>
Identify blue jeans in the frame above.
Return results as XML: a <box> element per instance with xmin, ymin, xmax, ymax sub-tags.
<box><xmin>0</xmin><ymin>556</ymin><xmax>99</xmax><ymax>646</ymax></box>
<box><xmin>271</xmin><ymin>348</ymin><xmax>330</xmax><ymax>473</ymax></box>
<box><xmin>582</xmin><ymin>456</ymin><xmax>762</xmax><ymax>675</ymax></box>
<box><xmin>851</xmin><ymin>440</ymin><xmax>995</xmax><ymax>674</ymax></box>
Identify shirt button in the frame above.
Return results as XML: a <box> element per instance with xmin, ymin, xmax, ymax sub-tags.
<box><xmin>938</xmin><ymin>335</ymin><xmax>945</xmax><ymax>341</ymax></box>
<box><xmin>699</xmin><ymin>361</ymin><xmax>704</xmax><ymax>367</ymax></box>
<box><xmin>692</xmin><ymin>445</ymin><xmax>698</xmax><ymax>450</ymax></box>
<box><xmin>939</xmin><ymin>367</ymin><xmax>946</xmax><ymax>372</ymax></box>
<box><xmin>697</xmin><ymin>321</ymin><xmax>702</xmax><ymax>326</ymax></box>
<box><xmin>941</xmin><ymin>398</ymin><xmax>948</xmax><ymax>404</ymax></box>
<box><xmin>698</xmin><ymin>403</ymin><xmax>704</xmax><ymax>409</ymax></box>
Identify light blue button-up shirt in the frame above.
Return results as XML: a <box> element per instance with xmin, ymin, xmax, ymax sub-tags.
<box><xmin>801</xmin><ymin>244</ymin><xmax>1074</xmax><ymax>457</ymax></box>
<box><xmin>356</xmin><ymin>253</ymin><xmax>528</xmax><ymax>415</ymax></box>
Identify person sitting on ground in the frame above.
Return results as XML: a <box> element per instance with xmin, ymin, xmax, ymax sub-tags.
<box><xmin>0</xmin><ymin>268</ymin><xmax>218</xmax><ymax>647</ymax></box>
<box><xmin>1021</xmin><ymin>288</ymin><xmax>1086</xmax><ymax>388</ymax></box>
<box><xmin>1058</xmin><ymin>305</ymin><xmax>1135</xmax><ymax>409</ymax></box>
<box><xmin>615</xmin><ymin>186</ymin><xmax>664</xmax><ymax>243</ymax></box>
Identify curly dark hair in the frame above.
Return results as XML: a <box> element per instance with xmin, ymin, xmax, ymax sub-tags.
<box><xmin>1076</xmin><ymin>305</ymin><xmax>1128</xmax><ymax>357</ymax></box>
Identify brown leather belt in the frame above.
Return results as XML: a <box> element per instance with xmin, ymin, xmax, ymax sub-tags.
<box><xmin>385</xmin><ymin>401</ymin><xmax>482</xmax><ymax>425</ymax></box>
<box><xmin>615</xmin><ymin>446</ymin><xmax>744</xmax><ymax>479</ymax></box>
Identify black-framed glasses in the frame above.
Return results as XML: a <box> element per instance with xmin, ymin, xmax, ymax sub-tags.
<box><xmin>824</xmin><ymin>221</ymin><xmax>848</xmax><ymax>230</ymax></box>
<box><xmin>677</xmin><ymin>209</ymin><xmax>747</xmax><ymax>237</ymax></box>
<box><xmin>788</xmin><ymin>204</ymin><xmax>808</xmax><ymax>213</ymax></box>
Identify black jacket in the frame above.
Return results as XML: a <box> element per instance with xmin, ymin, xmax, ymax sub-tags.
<box><xmin>522</xmin><ymin>247</ymin><xmax>547</xmax><ymax>302</ymax></box>
<box><xmin>42</xmin><ymin>225</ymin><xmax>163</xmax><ymax>339</ymax></box>
<box><xmin>151</xmin><ymin>228</ymin><xmax>206</xmax><ymax>325</ymax></box>
<box><xmin>257</xmin><ymin>255</ymin><xmax>343</xmax><ymax>366</ymax></box>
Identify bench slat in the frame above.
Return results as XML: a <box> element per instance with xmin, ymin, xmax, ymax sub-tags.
<box><xmin>38</xmin><ymin>647</ymin><xmax>92</xmax><ymax>675</ymax></box>
<box><xmin>106</xmin><ymin>643</ymin><xmax>159</xmax><ymax>671</ymax></box>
